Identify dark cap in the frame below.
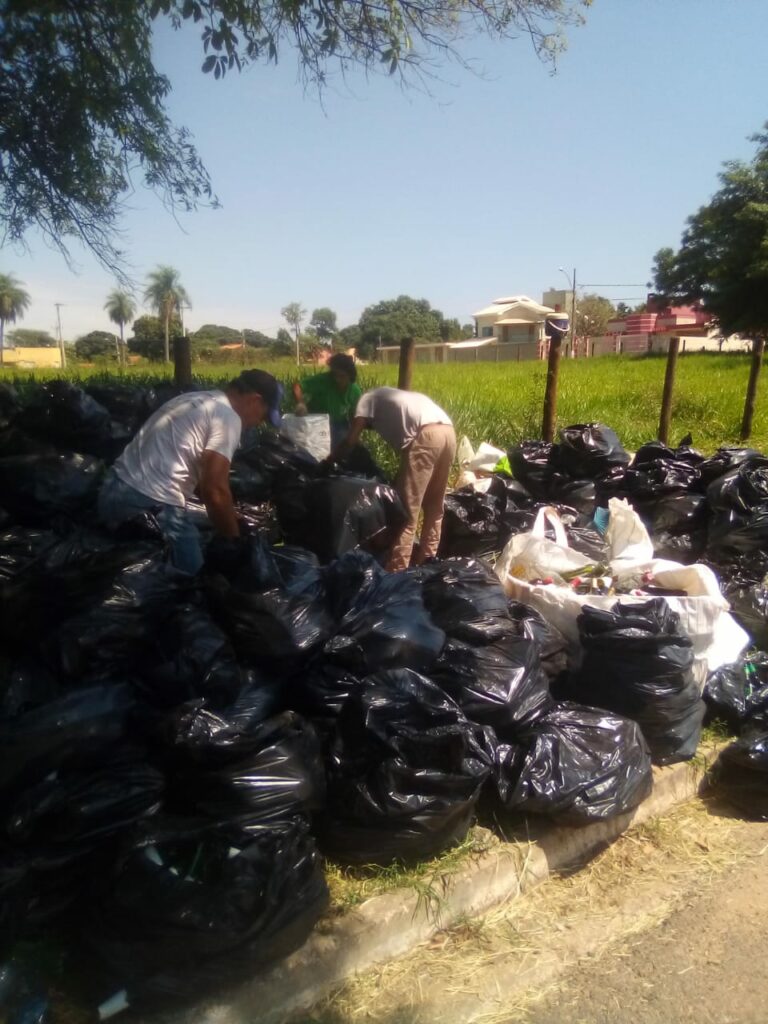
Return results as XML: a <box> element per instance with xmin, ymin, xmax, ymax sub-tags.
<box><xmin>229</xmin><ymin>370</ymin><xmax>283</xmax><ymax>427</ymax></box>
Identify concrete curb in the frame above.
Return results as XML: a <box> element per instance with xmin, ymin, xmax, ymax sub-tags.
<box><xmin>157</xmin><ymin>742</ymin><xmax>724</xmax><ymax>1024</ymax></box>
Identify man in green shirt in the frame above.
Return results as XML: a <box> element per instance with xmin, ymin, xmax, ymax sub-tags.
<box><xmin>292</xmin><ymin>353</ymin><xmax>362</xmax><ymax>448</ymax></box>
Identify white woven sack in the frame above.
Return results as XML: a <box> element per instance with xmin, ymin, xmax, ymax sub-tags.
<box><xmin>497</xmin><ymin>498</ymin><xmax>749</xmax><ymax>688</ymax></box>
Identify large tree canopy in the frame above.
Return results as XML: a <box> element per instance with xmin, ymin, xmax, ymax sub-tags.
<box><xmin>0</xmin><ymin>0</ymin><xmax>588</xmax><ymax>273</ymax></box>
<box><xmin>358</xmin><ymin>294</ymin><xmax>445</xmax><ymax>358</ymax></box>
<box><xmin>651</xmin><ymin>127</ymin><xmax>768</xmax><ymax>340</ymax></box>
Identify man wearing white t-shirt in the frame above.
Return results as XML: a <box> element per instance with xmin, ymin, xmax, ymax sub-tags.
<box><xmin>98</xmin><ymin>370</ymin><xmax>282</xmax><ymax>574</ymax></box>
<box><xmin>332</xmin><ymin>386</ymin><xmax>456</xmax><ymax>572</ymax></box>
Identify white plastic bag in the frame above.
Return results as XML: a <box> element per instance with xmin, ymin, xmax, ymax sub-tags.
<box><xmin>457</xmin><ymin>435</ymin><xmax>475</xmax><ymax>468</ymax></box>
<box><xmin>279</xmin><ymin>413</ymin><xmax>331</xmax><ymax>461</ymax></box>
<box><xmin>495</xmin><ymin>506</ymin><xmax>593</xmax><ymax>584</ymax></box>
<box><xmin>469</xmin><ymin>442</ymin><xmax>506</xmax><ymax>475</ymax></box>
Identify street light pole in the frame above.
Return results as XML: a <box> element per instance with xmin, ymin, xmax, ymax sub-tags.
<box><xmin>559</xmin><ymin>267</ymin><xmax>577</xmax><ymax>355</ymax></box>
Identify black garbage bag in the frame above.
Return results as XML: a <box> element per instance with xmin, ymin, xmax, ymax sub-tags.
<box><xmin>492</xmin><ymin>702</ymin><xmax>653</xmax><ymax>825</ymax></box>
<box><xmin>438</xmin><ymin>488</ymin><xmax>506</xmax><ymax>558</ymax></box>
<box><xmin>507</xmin><ymin>602</ymin><xmax>569</xmax><ymax>681</ymax></box>
<box><xmin>0</xmin><ymin>527</ymin><xmax>57</xmax><ymax>581</ymax></box>
<box><xmin>486</xmin><ymin>473</ymin><xmax>534</xmax><ymax>505</ymax></box>
<box><xmin>714</xmin><ymin>733</ymin><xmax>768</xmax><ymax>820</ymax></box>
<box><xmin>0</xmin><ymin>849</ymin><xmax>28</xmax><ymax>955</ymax></box>
<box><xmin>564</xmin><ymin>521</ymin><xmax>610</xmax><ymax>562</ymax></box>
<box><xmin>324</xmin><ymin>560</ymin><xmax>445</xmax><ymax>674</ymax></box>
<box><xmin>206</xmin><ymin>537</ymin><xmax>331</xmax><ymax>672</ymax></box>
<box><xmin>2</xmin><ymin>529</ymin><xmax>159</xmax><ymax>651</ymax></box>
<box><xmin>0</xmin><ymin>427</ymin><xmax>59</xmax><ymax>460</ymax></box>
<box><xmin>431</xmin><ymin>634</ymin><xmax>553</xmax><ymax>737</ymax></box>
<box><xmin>650</xmin><ymin>529</ymin><xmax>706</xmax><ymax>564</ymax></box>
<box><xmin>633</xmin><ymin>439</ymin><xmax>704</xmax><ymax>468</ymax></box>
<box><xmin>158</xmin><ymin>707</ymin><xmax>324</xmax><ymax>829</ymax></box>
<box><xmin>547</xmin><ymin>474</ymin><xmax>596</xmax><ymax>516</ymax></box>
<box><xmin>707</xmin><ymin>456</ymin><xmax>768</xmax><ymax>556</ymax></box>
<box><xmin>714</xmin><ymin>553</ymin><xmax>768</xmax><ymax>651</ymax></box>
<box><xmin>509</xmin><ymin>441</ymin><xmax>556</xmax><ymax>500</ymax></box>
<box><xmin>704</xmin><ymin>650</ymin><xmax>768</xmax><ymax>732</ymax></box>
<box><xmin>277</xmin><ymin>474</ymin><xmax>407</xmax><ymax>563</ymax></box>
<box><xmin>637</xmin><ymin>459</ymin><xmax>702</xmax><ymax>499</ymax></box>
<box><xmin>335</xmin><ymin>443</ymin><xmax>388</xmax><ymax>481</ymax></box>
<box><xmin>237</xmin><ymin>429</ymin><xmax>319</xmax><ymax>485</ymax></box>
<box><xmin>43</xmin><ymin>557</ymin><xmax>183</xmax><ymax>679</ymax></box>
<box><xmin>208</xmin><ymin>532</ymin><xmax>325</xmax><ymax>599</ymax></box>
<box><xmin>229</xmin><ymin>460</ymin><xmax>272</xmax><ymax>504</ymax></box>
<box><xmin>295</xmin><ymin>663</ymin><xmax>363</xmax><ymax>720</ymax></box>
<box><xmin>645</xmin><ymin>493</ymin><xmax>708</xmax><ymax>534</ymax></box>
<box><xmin>0</xmin><ymin>659</ymin><xmax>60</xmax><ymax>721</ymax></box>
<box><xmin>0</xmin><ymin>684</ymin><xmax>137</xmax><ymax>799</ymax></box>
<box><xmin>4</xmin><ymin>745</ymin><xmax>164</xmax><ymax>851</ymax></box>
<box><xmin>86</xmin><ymin>819</ymin><xmax>328</xmax><ymax>1008</ymax></box>
<box><xmin>324</xmin><ymin>549</ymin><xmax>382</xmax><ymax>620</ymax></box>
<box><xmin>699</xmin><ymin>447</ymin><xmax>762</xmax><ymax>488</ymax></box>
<box><xmin>0</xmin><ymin>383</ymin><xmax>20</xmax><ymax>433</ymax></box>
<box><xmin>643</xmin><ymin>492</ymin><xmax>708</xmax><ymax>564</ymax></box>
<box><xmin>317</xmin><ymin>669</ymin><xmax>490</xmax><ymax>865</ymax></box>
<box><xmin>0</xmin><ymin>958</ymin><xmax>51</xmax><ymax>1023</ymax></box>
<box><xmin>84</xmin><ymin>383</ymin><xmax>158</xmax><ymax>435</ymax></box>
<box><xmin>552</xmin><ymin>424</ymin><xmax>630</xmax><ymax>479</ymax></box>
<box><xmin>568</xmin><ymin>600</ymin><xmax>704</xmax><ymax>765</ymax></box>
<box><xmin>236</xmin><ymin>501</ymin><xmax>282</xmax><ymax>543</ymax></box>
<box><xmin>140</xmin><ymin>603</ymin><xmax>244</xmax><ymax>709</ymax></box>
<box><xmin>416</xmin><ymin>557</ymin><xmax>513</xmax><ymax>643</ymax></box>
<box><xmin>14</xmin><ymin>382</ymin><xmax>130</xmax><ymax>461</ymax></box>
<box><xmin>0</xmin><ymin>453</ymin><xmax>104</xmax><ymax>525</ymax></box>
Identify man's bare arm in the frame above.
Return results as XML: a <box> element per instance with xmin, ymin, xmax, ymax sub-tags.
<box><xmin>199</xmin><ymin>450</ymin><xmax>239</xmax><ymax>538</ymax></box>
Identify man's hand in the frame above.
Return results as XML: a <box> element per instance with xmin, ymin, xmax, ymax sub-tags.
<box><xmin>329</xmin><ymin>415</ymin><xmax>368</xmax><ymax>463</ymax></box>
<box><xmin>199</xmin><ymin>450</ymin><xmax>239</xmax><ymax>538</ymax></box>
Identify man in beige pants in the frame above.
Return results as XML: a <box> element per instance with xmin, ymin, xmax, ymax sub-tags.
<box><xmin>331</xmin><ymin>386</ymin><xmax>456</xmax><ymax>572</ymax></box>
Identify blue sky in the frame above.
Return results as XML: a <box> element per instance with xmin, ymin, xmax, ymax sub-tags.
<box><xmin>4</xmin><ymin>0</ymin><xmax>768</xmax><ymax>340</ymax></box>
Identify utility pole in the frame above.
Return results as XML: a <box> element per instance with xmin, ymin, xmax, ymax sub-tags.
<box><xmin>558</xmin><ymin>267</ymin><xmax>577</xmax><ymax>356</ymax></box>
<box><xmin>55</xmin><ymin>303</ymin><xmax>66</xmax><ymax>369</ymax></box>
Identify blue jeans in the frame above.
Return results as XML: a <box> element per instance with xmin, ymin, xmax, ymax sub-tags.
<box><xmin>98</xmin><ymin>470</ymin><xmax>204</xmax><ymax>575</ymax></box>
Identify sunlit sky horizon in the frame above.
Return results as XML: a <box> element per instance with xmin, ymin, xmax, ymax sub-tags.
<box><xmin>3</xmin><ymin>0</ymin><xmax>768</xmax><ymax>342</ymax></box>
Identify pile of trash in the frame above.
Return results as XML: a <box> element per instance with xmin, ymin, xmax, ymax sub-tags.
<box><xmin>0</xmin><ymin>383</ymin><xmax>764</xmax><ymax>1013</ymax></box>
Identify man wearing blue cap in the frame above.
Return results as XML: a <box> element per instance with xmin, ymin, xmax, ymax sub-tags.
<box><xmin>98</xmin><ymin>370</ymin><xmax>282</xmax><ymax>574</ymax></box>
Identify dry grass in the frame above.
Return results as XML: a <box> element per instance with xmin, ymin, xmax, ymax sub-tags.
<box><xmin>301</xmin><ymin>796</ymin><xmax>748</xmax><ymax>1024</ymax></box>
<box><xmin>324</xmin><ymin>826</ymin><xmax>501</xmax><ymax>915</ymax></box>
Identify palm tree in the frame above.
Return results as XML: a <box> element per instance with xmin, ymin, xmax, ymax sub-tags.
<box><xmin>104</xmin><ymin>288</ymin><xmax>136</xmax><ymax>367</ymax></box>
<box><xmin>281</xmin><ymin>301</ymin><xmax>307</xmax><ymax>367</ymax></box>
<box><xmin>0</xmin><ymin>273</ymin><xmax>31</xmax><ymax>366</ymax></box>
<box><xmin>144</xmin><ymin>266</ymin><xmax>191</xmax><ymax>362</ymax></box>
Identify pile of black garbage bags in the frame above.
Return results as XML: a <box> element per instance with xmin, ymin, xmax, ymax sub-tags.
<box><xmin>0</xmin><ymin>383</ymin><xmax>667</xmax><ymax>1014</ymax></box>
<box><xmin>0</xmin><ymin>383</ymin><xmax>766</xmax><ymax>1013</ymax></box>
<box><xmin>441</xmin><ymin>423</ymin><xmax>768</xmax><ymax>651</ymax></box>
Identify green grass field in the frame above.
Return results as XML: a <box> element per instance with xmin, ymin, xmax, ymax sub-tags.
<box><xmin>2</xmin><ymin>352</ymin><xmax>765</xmax><ymax>455</ymax></box>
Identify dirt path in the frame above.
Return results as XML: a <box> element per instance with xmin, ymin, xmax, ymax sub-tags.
<box><xmin>305</xmin><ymin>797</ymin><xmax>768</xmax><ymax>1024</ymax></box>
<box><xmin>524</xmin><ymin>810</ymin><xmax>768</xmax><ymax>1024</ymax></box>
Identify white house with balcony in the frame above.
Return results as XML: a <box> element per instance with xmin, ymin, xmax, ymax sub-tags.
<box><xmin>376</xmin><ymin>294</ymin><xmax>561</xmax><ymax>364</ymax></box>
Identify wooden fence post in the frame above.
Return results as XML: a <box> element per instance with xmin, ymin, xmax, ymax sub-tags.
<box><xmin>741</xmin><ymin>337</ymin><xmax>765</xmax><ymax>440</ymax></box>
<box><xmin>398</xmin><ymin>337</ymin><xmax>416</xmax><ymax>390</ymax></box>
<box><xmin>657</xmin><ymin>336</ymin><xmax>680</xmax><ymax>445</ymax></box>
<box><xmin>173</xmin><ymin>334</ymin><xmax>193</xmax><ymax>388</ymax></box>
<box><xmin>541</xmin><ymin>336</ymin><xmax>563</xmax><ymax>443</ymax></box>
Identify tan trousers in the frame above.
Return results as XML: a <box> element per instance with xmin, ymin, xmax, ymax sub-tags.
<box><xmin>388</xmin><ymin>423</ymin><xmax>457</xmax><ymax>572</ymax></box>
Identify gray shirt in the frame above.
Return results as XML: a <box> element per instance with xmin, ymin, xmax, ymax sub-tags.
<box><xmin>355</xmin><ymin>387</ymin><xmax>452</xmax><ymax>450</ymax></box>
